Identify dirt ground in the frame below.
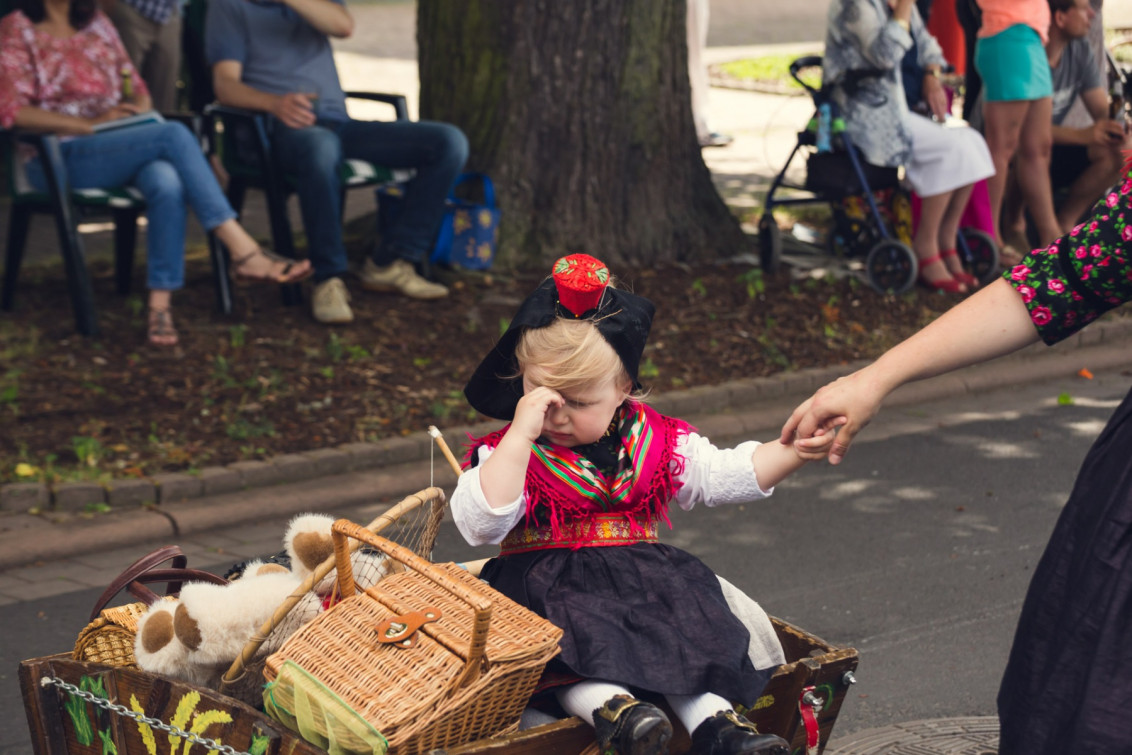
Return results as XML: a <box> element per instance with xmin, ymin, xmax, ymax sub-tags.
<box><xmin>0</xmin><ymin>250</ymin><xmax>971</xmax><ymax>487</ymax></box>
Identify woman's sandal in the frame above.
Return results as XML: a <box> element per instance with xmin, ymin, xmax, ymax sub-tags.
<box><xmin>939</xmin><ymin>248</ymin><xmax>979</xmax><ymax>288</ymax></box>
<box><xmin>917</xmin><ymin>253</ymin><xmax>967</xmax><ymax>294</ymax></box>
<box><xmin>231</xmin><ymin>247</ymin><xmax>312</xmax><ymax>285</ymax></box>
<box><xmin>147</xmin><ymin>307</ymin><xmax>179</xmax><ymax>347</ymax></box>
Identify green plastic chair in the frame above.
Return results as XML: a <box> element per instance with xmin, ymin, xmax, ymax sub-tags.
<box><xmin>182</xmin><ymin>0</ymin><xmax>411</xmax><ymax>273</ymax></box>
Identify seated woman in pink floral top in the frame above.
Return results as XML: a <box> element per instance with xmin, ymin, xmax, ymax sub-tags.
<box><xmin>0</xmin><ymin>0</ymin><xmax>311</xmax><ymax>346</ymax></box>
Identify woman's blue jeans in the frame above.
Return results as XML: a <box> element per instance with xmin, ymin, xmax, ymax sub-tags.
<box><xmin>25</xmin><ymin>121</ymin><xmax>237</xmax><ymax>291</ymax></box>
<box><xmin>269</xmin><ymin>117</ymin><xmax>468</xmax><ymax>282</ymax></box>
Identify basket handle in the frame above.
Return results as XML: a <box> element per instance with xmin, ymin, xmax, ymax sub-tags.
<box><xmin>89</xmin><ymin>545</ymin><xmax>190</xmax><ymax>621</ymax></box>
<box><xmin>331</xmin><ymin>519</ymin><xmax>493</xmax><ymax>687</ymax></box>
<box><xmin>123</xmin><ymin>568</ymin><xmax>228</xmax><ymax>605</ymax></box>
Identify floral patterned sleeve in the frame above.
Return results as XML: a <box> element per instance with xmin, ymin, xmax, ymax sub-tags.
<box><xmin>0</xmin><ymin>13</ymin><xmax>36</xmax><ymax>129</ymax></box>
<box><xmin>1004</xmin><ymin>173</ymin><xmax>1132</xmax><ymax>345</ymax></box>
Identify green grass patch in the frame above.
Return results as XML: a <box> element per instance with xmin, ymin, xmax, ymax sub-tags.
<box><xmin>717</xmin><ymin>53</ymin><xmax>823</xmax><ymax>91</ymax></box>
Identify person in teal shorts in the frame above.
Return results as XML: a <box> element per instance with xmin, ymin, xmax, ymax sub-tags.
<box><xmin>975</xmin><ymin>0</ymin><xmax>1063</xmax><ymax>261</ymax></box>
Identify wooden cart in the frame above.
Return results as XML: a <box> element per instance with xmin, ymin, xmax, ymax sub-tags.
<box><xmin>21</xmin><ymin>616</ymin><xmax>857</xmax><ymax>755</ymax></box>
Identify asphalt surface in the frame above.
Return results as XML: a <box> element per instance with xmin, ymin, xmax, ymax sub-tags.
<box><xmin>4</xmin><ymin>336</ymin><xmax>1132</xmax><ymax>753</ymax></box>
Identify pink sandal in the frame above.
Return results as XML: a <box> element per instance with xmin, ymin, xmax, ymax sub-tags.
<box><xmin>940</xmin><ymin>248</ymin><xmax>979</xmax><ymax>288</ymax></box>
<box><xmin>917</xmin><ymin>253</ymin><xmax>967</xmax><ymax>294</ymax></box>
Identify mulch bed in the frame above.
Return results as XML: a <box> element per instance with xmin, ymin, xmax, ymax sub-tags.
<box><xmin>0</xmin><ymin>255</ymin><xmax>962</xmax><ymax>485</ymax></box>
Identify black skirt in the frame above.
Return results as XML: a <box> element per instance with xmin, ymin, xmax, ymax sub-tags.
<box><xmin>997</xmin><ymin>387</ymin><xmax>1132</xmax><ymax>753</ymax></box>
<box><xmin>482</xmin><ymin>542</ymin><xmax>773</xmax><ymax>704</ymax></box>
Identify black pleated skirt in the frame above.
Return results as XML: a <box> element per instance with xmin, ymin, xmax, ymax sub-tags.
<box><xmin>997</xmin><ymin>386</ymin><xmax>1132</xmax><ymax>753</ymax></box>
<box><xmin>482</xmin><ymin>542</ymin><xmax>773</xmax><ymax>704</ymax></box>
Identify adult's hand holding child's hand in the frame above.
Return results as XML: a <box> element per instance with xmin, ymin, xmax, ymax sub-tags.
<box><xmin>792</xmin><ymin>427</ymin><xmax>835</xmax><ymax>461</ymax></box>
<box><xmin>780</xmin><ymin>370</ymin><xmax>890</xmax><ymax>465</ymax></box>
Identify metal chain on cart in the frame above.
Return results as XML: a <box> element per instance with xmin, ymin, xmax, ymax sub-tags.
<box><xmin>39</xmin><ymin>676</ymin><xmax>251</xmax><ymax>755</ymax></box>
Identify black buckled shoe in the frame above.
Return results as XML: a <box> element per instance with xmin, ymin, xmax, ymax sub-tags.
<box><xmin>592</xmin><ymin>694</ymin><xmax>673</xmax><ymax>755</ymax></box>
<box><xmin>689</xmin><ymin>709</ymin><xmax>789</xmax><ymax>755</ymax></box>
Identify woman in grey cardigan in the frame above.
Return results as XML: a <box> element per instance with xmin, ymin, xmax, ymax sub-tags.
<box><xmin>825</xmin><ymin>0</ymin><xmax>994</xmax><ymax>293</ymax></box>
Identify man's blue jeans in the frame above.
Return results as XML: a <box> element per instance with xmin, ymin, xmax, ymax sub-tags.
<box><xmin>26</xmin><ymin>121</ymin><xmax>237</xmax><ymax>291</ymax></box>
<box><xmin>269</xmin><ymin>117</ymin><xmax>469</xmax><ymax>282</ymax></box>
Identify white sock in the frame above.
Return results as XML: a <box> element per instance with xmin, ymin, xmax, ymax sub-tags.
<box><xmin>664</xmin><ymin>692</ymin><xmax>730</xmax><ymax>735</ymax></box>
<box><xmin>555</xmin><ymin>680</ymin><xmax>634</xmax><ymax>727</ymax></box>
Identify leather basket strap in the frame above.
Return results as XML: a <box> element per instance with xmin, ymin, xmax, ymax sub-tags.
<box><xmin>124</xmin><ymin>568</ymin><xmax>229</xmax><ymax>605</ymax></box>
<box><xmin>88</xmin><ymin>545</ymin><xmax>189</xmax><ymax>621</ymax></box>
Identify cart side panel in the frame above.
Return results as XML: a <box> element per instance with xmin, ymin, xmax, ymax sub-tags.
<box><xmin>742</xmin><ymin>620</ymin><xmax>860</xmax><ymax>754</ymax></box>
<box><xmin>20</xmin><ymin>656</ymin><xmax>325</xmax><ymax>755</ymax></box>
<box><xmin>745</xmin><ymin>658</ymin><xmax>816</xmax><ymax>744</ymax></box>
<box><xmin>19</xmin><ymin>657</ymin><xmax>70</xmax><ymax>755</ymax></box>
<box><xmin>29</xmin><ymin>659</ymin><xmax>109</xmax><ymax>755</ymax></box>
<box><xmin>804</xmin><ymin>649</ymin><xmax>859</xmax><ymax>753</ymax></box>
<box><xmin>443</xmin><ymin>716</ymin><xmax>596</xmax><ymax>755</ymax></box>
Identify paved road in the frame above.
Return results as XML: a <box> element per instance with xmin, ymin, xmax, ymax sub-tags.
<box><xmin>4</xmin><ymin>366</ymin><xmax>1128</xmax><ymax>753</ymax></box>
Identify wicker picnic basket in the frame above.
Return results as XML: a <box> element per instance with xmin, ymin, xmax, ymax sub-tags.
<box><xmin>263</xmin><ymin>518</ymin><xmax>564</xmax><ymax>755</ymax></box>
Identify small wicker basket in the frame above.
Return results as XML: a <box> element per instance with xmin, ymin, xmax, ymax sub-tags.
<box><xmin>73</xmin><ymin>601</ymin><xmax>153</xmax><ymax>666</ymax></box>
<box><xmin>263</xmin><ymin>519</ymin><xmax>563</xmax><ymax>755</ymax></box>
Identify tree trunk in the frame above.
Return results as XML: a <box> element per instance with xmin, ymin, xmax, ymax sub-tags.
<box><xmin>417</xmin><ymin>0</ymin><xmax>749</xmax><ymax>269</ymax></box>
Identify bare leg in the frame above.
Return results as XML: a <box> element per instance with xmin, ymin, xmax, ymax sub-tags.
<box><xmin>1057</xmin><ymin>144</ymin><xmax>1123</xmax><ymax>232</ymax></box>
<box><xmin>938</xmin><ymin>183</ymin><xmax>975</xmax><ymax>251</ymax></box>
<box><xmin>981</xmin><ymin>99</ymin><xmax>1029</xmax><ymax>244</ymax></box>
<box><xmin>1001</xmin><ymin>162</ymin><xmax>1029</xmax><ymax>249</ymax></box>
<box><xmin>937</xmin><ymin>182</ymin><xmax>976</xmax><ymax>282</ymax></box>
<box><xmin>915</xmin><ymin>191</ymin><xmax>965</xmax><ymax>290</ymax></box>
<box><xmin>1013</xmin><ymin>97</ymin><xmax>1060</xmax><ymax>246</ymax></box>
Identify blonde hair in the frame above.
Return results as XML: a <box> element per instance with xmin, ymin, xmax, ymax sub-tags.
<box><xmin>516</xmin><ymin>319</ymin><xmax>634</xmax><ymax>396</ymax></box>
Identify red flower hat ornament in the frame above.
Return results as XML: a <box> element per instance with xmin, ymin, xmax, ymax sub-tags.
<box><xmin>553</xmin><ymin>254</ymin><xmax>610</xmax><ymax>317</ymax></box>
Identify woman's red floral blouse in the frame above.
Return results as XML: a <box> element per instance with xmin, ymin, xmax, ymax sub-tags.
<box><xmin>1005</xmin><ymin>173</ymin><xmax>1132</xmax><ymax>345</ymax></box>
<box><xmin>0</xmin><ymin>10</ymin><xmax>148</xmax><ymax>130</ymax></box>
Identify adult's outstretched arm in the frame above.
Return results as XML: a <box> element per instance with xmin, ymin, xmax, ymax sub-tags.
<box><xmin>781</xmin><ymin>278</ymin><xmax>1041</xmax><ymax>464</ymax></box>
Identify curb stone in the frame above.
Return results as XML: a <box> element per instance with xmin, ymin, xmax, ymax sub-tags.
<box><xmin>1</xmin><ymin>315</ymin><xmax>1131</xmax><ymax>571</ymax></box>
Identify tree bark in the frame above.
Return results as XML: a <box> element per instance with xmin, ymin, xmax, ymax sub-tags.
<box><xmin>417</xmin><ymin>0</ymin><xmax>748</xmax><ymax>269</ymax></box>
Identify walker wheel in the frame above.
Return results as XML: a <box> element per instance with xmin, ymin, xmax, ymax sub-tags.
<box><xmin>758</xmin><ymin>214</ymin><xmax>782</xmax><ymax>273</ymax></box>
<box><xmin>958</xmin><ymin>228</ymin><xmax>1000</xmax><ymax>286</ymax></box>
<box><xmin>865</xmin><ymin>239</ymin><xmax>917</xmax><ymax>294</ymax></box>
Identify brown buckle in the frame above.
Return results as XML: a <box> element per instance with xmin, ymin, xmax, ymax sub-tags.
<box><xmin>375</xmin><ymin>607</ymin><xmax>442</xmax><ymax>648</ymax></box>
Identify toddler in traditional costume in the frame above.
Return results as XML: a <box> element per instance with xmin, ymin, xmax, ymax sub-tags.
<box><xmin>451</xmin><ymin>254</ymin><xmax>832</xmax><ymax>755</ymax></box>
